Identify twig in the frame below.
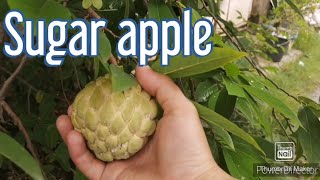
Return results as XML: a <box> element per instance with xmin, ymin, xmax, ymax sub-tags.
<box><xmin>87</xmin><ymin>8</ymin><xmax>120</xmax><ymax>39</ymax></box>
<box><xmin>63</xmin><ymin>0</ymin><xmax>68</xmax><ymax>7</ymax></box>
<box><xmin>272</xmin><ymin>109</ymin><xmax>293</xmax><ymax>142</ymax></box>
<box><xmin>282</xmin><ymin>115</ymin><xmax>295</xmax><ymax>134</ymax></box>
<box><xmin>189</xmin><ymin>79</ymin><xmax>195</xmax><ymax>100</ymax></box>
<box><xmin>70</xmin><ymin>60</ymin><xmax>82</xmax><ymax>90</ymax></box>
<box><xmin>0</xmin><ymin>66</ymin><xmax>37</xmax><ymax>92</ymax></box>
<box><xmin>0</xmin><ymin>124</ymin><xmax>8</xmax><ymax>133</ymax></box>
<box><xmin>0</xmin><ymin>55</ymin><xmax>28</xmax><ymax>100</ymax></box>
<box><xmin>1</xmin><ymin>100</ymin><xmax>46</xmax><ymax>179</ymax></box>
<box><xmin>105</xmin><ymin>28</ymin><xmax>120</xmax><ymax>39</ymax></box>
<box><xmin>0</xmin><ymin>51</ymin><xmax>45</xmax><ymax>178</ymax></box>
<box><xmin>200</xmin><ymin>0</ymin><xmax>300</xmax><ymax>103</ymax></box>
<box><xmin>60</xmin><ymin>79</ymin><xmax>70</xmax><ymax>106</ymax></box>
<box><xmin>176</xmin><ymin>78</ymin><xmax>185</xmax><ymax>96</ymax></box>
<box><xmin>0</xmin><ymin>107</ymin><xmax>4</xmax><ymax>123</ymax></box>
<box><xmin>200</xmin><ymin>0</ymin><xmax>242</xmax><ymax>50</ymax></box>
<box><xmin>0</xmin><ymin>101</ymin><xmax>38</xmax><ymax>158</ymax></box>
<box><xmin>59</xmin><ymin>68</ymin><xmax>71</xmax><ymax>106</ymax></box>
<box><xmin>87</xmin><ymin>8</ymin><xmax>119</xmax><ymax>65</ymax></box>
<box><xmin>109</xmin><ymin>54</ymin><xmax>118</xmax><ymax>65</ymax></box>
<box><xmin>27</xmin><ymin>88</ymin><xmax>31</xmax><ymax>114</ymax></box>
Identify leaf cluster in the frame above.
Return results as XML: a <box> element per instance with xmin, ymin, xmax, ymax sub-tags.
<box><xmin>0</xmin><ymin>0</ymin><xmax>319</xmax><ymax>179</ymax></box>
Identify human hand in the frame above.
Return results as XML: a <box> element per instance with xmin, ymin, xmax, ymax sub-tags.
<box><xmin>56</xmin><ymin>66</ymin><xmax>233</xmax><ymax>180</ymax></box>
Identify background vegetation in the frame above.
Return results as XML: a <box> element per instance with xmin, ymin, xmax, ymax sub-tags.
<box><xmin>0</xmin><ymin>0</ymin><xmax>320</xmax><ymax>179</ymax></box>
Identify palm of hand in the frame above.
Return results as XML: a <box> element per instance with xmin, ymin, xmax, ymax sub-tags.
<box><xmin>57</xmin><ymin>66</ymin><xmax>231</xmax><ymax>180</ymax></box>
<box><xmin>102</xmin><ymin>104</ymin><xmax>215</xmax><ymax>180</ymax></box>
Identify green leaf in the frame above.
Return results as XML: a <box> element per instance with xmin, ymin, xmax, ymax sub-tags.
<box><xmin>54</xmin><ymin>60</ymin><xmax>74</xmax><ymax>80</ymax></box>
<box><xmin>241</xmin><ymin>72</ymin><xmax>275</xmax><ymax>90</ymax></box>
<box><xmin>236</xmin><ymin>98</ymin><xmax>255</xmax><ymax>122</ymax></box>
<box><xmin>224</xmin><ymin>63</ymin><xmax>240</xmax><ymax>77</ymax></box>
<box><xmin>206</xmin><ymin>0</ymin><xmax>220</xmax><ymax>16</ymax></box>
<box><xmin>7</xmin><ymin>0</ymin><xmax>72</xmax><ymax>21</ymax></box>
<box><xmin>237</xmin><ymin>95</ymin><xmax>273</xmax><ymax>137</ymax></box>
<box><xmin>97</xmin><ymin>57</ymin><xmax>109</xmax><ymax>73</ymax></box>
<box><xmin>284</xmin><ymin>0</ymin><xmax>303</xmax><ymax>18</ymax></box>
<box><xmin>98</xmin><ymin>31</ymin><xmax>112</xmax><ymax>71</ymax></box>
<box><xmin>206</xmin><ymin>133</ymin><xmax>221</xmax><ymax>163</ymax></box>
<box><xmin>241</xmin><ymin>85</ymin><xmax>303</xmax><ymax>128</ymax></box>
<box><xmin>240</xmin><ymin>73</ymin><xmax>267</xmax><ymax>91</ymax></box>
<box><xmin>190</xmin><ymin>7</ymin><xmax>202</xmax><ymax>25</ymax></box>
<box><xmin>294</xmin><ymin>139</ymin><xmax>304</xmax><ymax>163</ymax></box>
<box><xmin>151</xmin><ymin>48</ymin><xmax>247</xmax><ymax>78</ymax></box>
<box><xmin>253</xmin><ymin>137</ymin><xmax>274</xmax><ymax>160</ymax></box>
<box><xmin>98</xmin><ymin>31</ymin><xmax>112</xmax><ymax>60</ymax></box>
<box><xmin>223</xmin><ymin>77</ymin><xmax>246</xmax><ymax>98</ymax></box>
<box><xmin>54</xmin><ymin>143</ymin><xmax>71</xmax><ymax>172</ymax></box>
<box><xmin>73</xmin><ymin>168</ymin><xmax>87</xmax><ymax>180</ymax></box>
<box><xmin>109</xmin><ymin>65</ymin><xmax>138</xmax><ymax>92</ymax></box>
<box><xmin>31</xmin><ymin>124</ymin><xmax>47</xmax><ymax>146</ymax></box>
<box><xmin>194</xmin><ymin>80</ymin><xmax>218</xmax><ymax>102</ymax></box>
<box><xmin>148</xmin><ymin>0</ymin><xmax>175</xmax><ymax>46</ymax></box>
<box><xmin>38</xmin><ymin>93</ymin><xmax>56</xmax><ymax>122</ymax></box>
<box><xmin>208</xmin><ymin>89</ymin><xmax>221</xmax><ymax>110</ymax></box>
<box><xmin>190</xmin><ymin>69</ymin><xmax>223</xmax><ymax>80</ymax></box>
<box><xmin>148</xmin><ymin>0</ymin><xmax>175</xmax><ymax>21</ymax></box>
<box><xmin>290</xmin><ymin>131</ymin><xmax>304</xmax><ymax>163</ymax></box>
<box><xmin>193</xmin><ymin>102</ymin><xmax>264</xmax><ymax>155</ymax></box>
<box><xmin>0</xmin><ymin>155</ymin><xmax>3</xmax><ymax>168</ymax></box>
<box><xmin>298</xmin><ymin>96</ymin><xmax>320</xmax><ymax>111</ymax></box>
<box><xmin>215</xmin><ymin>88</ymin><xmax>237</xmax><ymax>119</ymax></box>
<box><xmin>212</xmin><ymin>34</ymin><xmax>226</xmax><ymax>47</ymax></box>
<box><xmin>223</xmin><ymin>136</ymin><xmax>266</xmax><ymax>179</ymax></box>
<box><xmin>212</xmin><ymin>126</ymin><xmax>235</xmax><ymax>151</ymax></box>
<box><xmin>296</xmin><ymin>107</ymin><xmax>320</xmax><ymax>163</ymax></box>
<box><xmin>298</xmin><ymin>96</ymin><xmax>320</xmax><ymax>117</ymax></box>
<box><xmin>0</xmin><ymin>132</ymin><xmax>44</xmax><ymax>180</ymax></box>
<box><xmin>0</xmin><ymin>0</ymin><xmax>10</xmax><ymax>21</ymax></box>
<box><xmin>45</xmin><ymin>124</ymin><xmax>59</xmax><ymax>149</ymax></box>
<box><xmin>175</xmin><ymin>5</ymin><xmax>203</xmax><ymax>26</ymax></box>
<box><xmin>93</xmin><ymin>57</ymin><xmax>100</xmax><ymax>79</ymax></box>
<box><xmin>124</xmin><ymin>0</ymin><xmax>131</xmax><ymax>18</ymax></box>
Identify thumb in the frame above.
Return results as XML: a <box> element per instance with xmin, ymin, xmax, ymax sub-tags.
<box><xmin>135</xmin><ymin>66</ymin><xmax>192</xmax><ymax>113</ymax></box>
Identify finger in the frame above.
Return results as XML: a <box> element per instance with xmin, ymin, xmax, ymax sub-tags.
<box><xmin>67</xmin><ymin>131</ymin><xmax>105</xmax><ymax>180</ymax></box>
<box><xmin>67</xmin><ymin>106</ymin><xmax>72</xmax><ymax>117</ymax></box>
<box><xmin>56</xmin><ymin>115</ymin><xmax>73</xmax><ymax>144</ymax></box>
<box><xmin>136</xmin><ymin>66</ymin><xmax>192</xmax><ymax>112</ymax></box>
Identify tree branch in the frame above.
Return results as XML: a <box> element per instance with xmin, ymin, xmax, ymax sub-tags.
<box><xmin>272</xmin><ymin>109</ymin><xmax>293</xmax><ymax>142</ymax></box>
<box><xmin>87</xmin><ymin>8</ymin><xmax>120</xmax><ymax>39</ymax></box>
<box><xmin>63</xmin><ymin>0</ymin><xmax>68</xmax><ymax>7</ymax></box>
<box><xmin>0</xmin><ymin>55</ymin><xmax>28</xmax><ymax>100</ymax></box>
<box><xmin>109</xmin><ymin>54</ymin><xmax>118</xmax><ymax>65</ymax></box>
<box><xmin>200</xmin><ymin>0</ymin><xmax>300</xmax><ymax>103</ymax></box>
<box><xmin>88</xmin><ymin>8</ymin><xmax>120</xmax><ymax>65</ymax></box>
<box><xmin>0</xmin><ymin>66</ymin><xmax>37</xmax><ymax>92</ymax></box>
<box><xmin>0</xmin><ymin>53</ymin><xmax>45</xmax><ymax>177</ymax></box>
<box><xmin>87</xmin><ymin>8</ymin><xmax>119</xmax><ymax>65</ymax></box>
<box><xmin>0</xmin><ymin>124</ymin><xmax>8</xmax><ymax>133</ymax></box>
<box><xmin>59</xmin><ymin>68</ymin><xmax>71</xmax><ymax>106</ymax></box>
<box><xmin>0</xmin><ymin>100</ymin><xmax>38</xmax><ymax>159</ymax></box>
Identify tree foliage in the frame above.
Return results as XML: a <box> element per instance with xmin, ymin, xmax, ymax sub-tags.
<box><xmin>0</xmin><ymin>0</ymin><xmax>319</xmax><ymax>179</ymax></box>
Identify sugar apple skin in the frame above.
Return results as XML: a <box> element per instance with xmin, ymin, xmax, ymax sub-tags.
<box><xmin>71</xmin><ymin>75</ymin><xmax>158</xmax><ymax>162</ymax></box>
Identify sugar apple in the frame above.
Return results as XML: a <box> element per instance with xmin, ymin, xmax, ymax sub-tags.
<box><xmin>71</xmin><ymin>75</ymin><xmax>159</xmax><ymax>162</ymax></box>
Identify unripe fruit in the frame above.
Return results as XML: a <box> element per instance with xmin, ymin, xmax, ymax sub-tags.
<box><xmin>82</xmin><ymin>0</ymin><xmax>103</xmax><ymax>9</ymax></box>
<box><xmin>71</xmin><ymin>75</ymin><xmax>159</xmax><ymax>162</ymax></box>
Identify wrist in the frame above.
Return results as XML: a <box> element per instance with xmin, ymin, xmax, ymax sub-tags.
<box><xmin>195</xmin><ymin>163</ymin><xmax>235</xmax><ymax>180</ymax></box>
